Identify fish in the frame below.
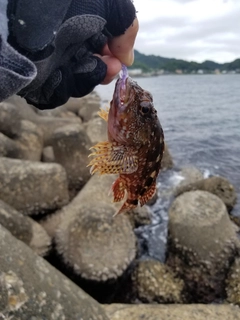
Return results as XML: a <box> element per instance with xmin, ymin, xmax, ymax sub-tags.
<box><xmin>88</xmin><ymin>66</ymin><xmax>164</xmax><ymax>215</ymax></box>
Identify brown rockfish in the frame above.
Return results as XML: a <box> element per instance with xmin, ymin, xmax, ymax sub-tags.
<box><xmin>88</xmin><ymin>66</ymin><xmax>164</xmax><ymax>215</ymax></box>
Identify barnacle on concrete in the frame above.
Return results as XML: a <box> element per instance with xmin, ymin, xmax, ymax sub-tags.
<box><xmin>132</xmin><ymin>259</ymin><xmax>185</xmax><ymax>303</ymax></box>
<box><xmin>226</xmin><ymin>257</ymin><xmax>240</xmax><ymax>305</ymax></box>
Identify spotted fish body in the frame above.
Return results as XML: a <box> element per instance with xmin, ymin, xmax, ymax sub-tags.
<box><xmin>88</xmin><ymin>67</ymin><xmax>164</xmax><ymax>214</ymax></box>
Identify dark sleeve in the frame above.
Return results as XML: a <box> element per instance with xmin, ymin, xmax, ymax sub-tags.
<box><xmin>0</xmin><ymin>0</ymin><xmax>37</xmax><ymax>103</ymax></box>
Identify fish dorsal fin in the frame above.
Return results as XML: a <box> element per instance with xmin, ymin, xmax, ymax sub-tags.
<box><xmin>88</xmin><ymin>141</ymin><xmax>138</xmax><ymax>175</ymax></box>
<box><xmin>98</xmin><ymin>107</ymin><xmax>109</xmax><ymax>122</ymax></box>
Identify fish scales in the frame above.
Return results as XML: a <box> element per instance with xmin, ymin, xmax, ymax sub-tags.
<box><xmin>88</xmin><ymin>68</ymin><xmax>164</xmax><ymax>215</ymax></box>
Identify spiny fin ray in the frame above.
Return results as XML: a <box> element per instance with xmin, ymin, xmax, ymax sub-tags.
<box><xmin>88</xmin><ymin>141</ymin><xmax>138</xmax><ymax>175</ymax></box>
<box><xmin>98</xmin><ymin>107</ymin><xmax>109</xmax><ymax>122</ymax></box>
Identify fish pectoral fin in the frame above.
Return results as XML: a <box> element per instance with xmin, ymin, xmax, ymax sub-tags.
<box><xmin>139</xmin><ymin>183</ymin><xmax>156</xmax><ymax>206</ymax></box>
<box><xmin>88</xmin><ymin>141</ymin><xmax>120</xmax><ymax>174</ymax></box>
<box><xmin>109</xmin><ymin>145</ymin><xmax>138</xmax><ymax>174</ymax></box>
<box><xmin>120</xmin><ymin>150</ymin><xmax>138</xmax><ymax>174</ymax></box>
<box><xmin>111</xmin><ymin>178</ymin><xmax>126</xmax><ymax>202</ymax></box>
<box><xmin>88</xmin><ymin>142</ymin><xmax>138</xmax><ymax>175</ymax></box>
<box><xmin>98</xmin><ymin>107</ymin><xmax>109</xmax><ymax>122</ymax></box>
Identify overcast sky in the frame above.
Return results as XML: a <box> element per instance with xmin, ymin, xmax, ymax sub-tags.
<box><xmin>133</xmin><ymin>0</ymin><xmax>240</xmax><ymax>63</ymax></box>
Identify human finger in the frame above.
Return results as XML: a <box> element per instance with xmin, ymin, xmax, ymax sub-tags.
<box><xmin>108</xmin><ymin>17</ymin><xmax>139</xmax><ymax>66</ymax></box>
<box><xmin>95</xmin><ymin>54</ymin><xmax>122</xmax><ymax>84</ymax></box>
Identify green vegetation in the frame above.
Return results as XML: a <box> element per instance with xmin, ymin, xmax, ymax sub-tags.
<box><xmin>129</xmin><ymin>50</ymin><xmax>240</xmax><ymax>74</ymax></box>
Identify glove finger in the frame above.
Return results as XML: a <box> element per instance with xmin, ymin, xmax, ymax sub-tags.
<box><xmin>65</xmin><ymin>0</ymin><xmax>136</xmax><ymax>37</ymax></box>
<box><xmin>32</xmin><ymin>55</ymin><xmax>107</xmax><ymax>109</ymax></box>
<box><xmin>72</xmin><ymin>55</ymin><xmax>107</xmax><ymax>97</ymax></box>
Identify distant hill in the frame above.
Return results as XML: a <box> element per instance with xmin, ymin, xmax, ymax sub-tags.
<box><xmin>130</xmin><ymin>50</ymin><xmax>240</xmax><ymax>73</ymax></box>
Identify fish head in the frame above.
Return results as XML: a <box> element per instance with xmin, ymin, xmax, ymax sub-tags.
<box><xmin>108</xmin><ymin>76</ymin><xmax>162</xmax><ymax>146</ymax></box>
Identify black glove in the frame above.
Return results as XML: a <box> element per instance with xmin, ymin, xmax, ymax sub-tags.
<box><xmin>7</xmin><ymin>0</ymin><xmax>136</xmax><ymax>109</ymax></box>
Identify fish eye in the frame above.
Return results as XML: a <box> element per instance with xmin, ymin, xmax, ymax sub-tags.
<box><xmin>140</xmin><ymin>101</ymin><xmax>151</xmax><ymax>114</ymax></box>
<box><xmin>141</xmin><ymin>106</ymin><xmax>149</xmax><ymax>113</ymax></box>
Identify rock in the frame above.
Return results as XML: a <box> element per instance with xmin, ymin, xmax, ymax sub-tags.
<box><xmin>174</xmin><ymin>176</ymin><xmax>237</xmax><ymax>212</ymax></box>
<box><xmin>161</xmin><ymin>143</ymin><xmax>173</xmax><ymax>170</ymax></box>
<box><xmin>0</xmin><ymin>121</ymin><xmax>43</xmax><ymax>161</ymax></box>
<box><xmin>229</xmin><ymin>214</ymin><xmax>240</xmax><ymax>228</ymax></box>
<box><xmin>53</xmin><ymin>92</ymin><xmax>101</xmax><ymax>117</ymax></box>
<box><xmin>42</xmin><ymin>146</ymin><xmax>55</xmax><ymax>163</ymax></box>
<box><xmin>57</xmin><ymin>97</ymin><xmax>85</xmax><ymax>114</ymax></box>
<box><xmin>0</xmin><ymin>157</ymin><xmax>69</xmax><ymax>215</ymax></box>
<box><xmin>0</xmin><ymin>132</ymin><xmax>20</xmax><ymax>158</ymax></box>
<box><xmin>40</xmin><ymin>108</ymin><xmax>80</xmax><ymax>120</ymax></box>
<box><xmin>5</xmin><ymin>95</ymin><xmax>39</xmax><ymax>122</ymax></box>
<box><xmin>15</xmin><ymin>120</ymin><xmax>43</xmax><ymax>161</ymax></box>
<box><xmin>55</xmin><ymin>174</ymin><xmax>136</xmax><ymax>281</ymax></box>
<box><xmin>126</xmin><ymin>206</ymin><xmax>151</xmax><ymax>228</ymax></box>
<box><xmin>39</xmin><ymin>212</ymin><xmax>63</xmax><ymax>239</ymax></box>
<box><xmin>0</xmin><ymin>101</ymin><xmax>22</xmax><ymax>138</ymax></box>
<box><xmin>104</xmin><ymin>304</ymin><xmax>240</xmax><ymax>320</ymax></box>
<box><xmin>132</xmin><ymin>259</ymin><xmax>184</xmax><ymax>303</ymax></box>
<box><xmin>51</xmin><ymin>124</ymin><xmax>91</xmax><ymax>195</ymax></box>
<box><xmin>78</xmin><ymin>99</ymin><xmax>101</xmax><ymax>122</ymax></box>
<box><xmin>4</xmin><ymin>95</ymin><xmax>82</xmax><ymax>146</ymax></box>
<box><xmin>0</xmin><ymin>200</ymin><xmax>50</xmax><ymax>256</ymax></box>
<box><xmin>0</xmin><ymin>224</ymin><xmax>109</xmax><ymax>320</ymax></box>
<box><xmin>85</xmin><ymin>116</ymin><xmax>108</xmax><ymax>145</ymax></box>
<box><xmin>167</xmin><ymin>190</ymin><xmax>240</xmax><ymax>302</ymax></box>
<box><xmin>59</xmin><ymin>110</ymin><xmax>81</xmax><ymax>119</ymax></box>
<box><xmin>177</xmin><ymin>166</ymin><xmax>204</xmax><ymax>187</ymax></box>
<box><xmin>226</xmin><ymin>257</ymin><xmax>240</xmax><ymax>305</ymax></box>
<box><xmin>33</xmin><ymin>115</ymin><xmax>82</xmax><ymax>147</ymax></box>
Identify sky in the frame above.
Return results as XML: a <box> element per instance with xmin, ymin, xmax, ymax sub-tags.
<box><xmin>133</xmin><ymin>0</ymin><xmax>240</xmax><ymax>63</ymax></box>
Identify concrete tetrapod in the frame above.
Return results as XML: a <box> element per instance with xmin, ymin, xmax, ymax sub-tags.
<box><xmin>0</xmin><ymin>224</ymin><xmax>109</xmax><ymax>320</ymax></box>
<box><xmin>104</xmin><ymin>304</ymin><xmax>240</xmax><ymax>320</ymax></box>
<box><xmin>55</xmin><ymin>174</ymin><xmax>137</xmax><ymax>281</ymax></box>
<box><xmin>0</xmin><ymin>158</ymin><xmax>69</xmax><ymax>215</ymax></box>
<box><xmin>167</xmin><ymin>190</ymin><xmax>240</xmax><ymax>302</ymax></box>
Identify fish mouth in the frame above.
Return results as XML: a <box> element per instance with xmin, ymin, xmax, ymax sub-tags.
<box><xmin>116</xmin><ymin>77</ymin><xmax>131</xmax><ymax>106</ymax></box>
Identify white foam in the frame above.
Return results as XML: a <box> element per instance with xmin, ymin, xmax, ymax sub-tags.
<box><xmin>169</xmin><ymin>172</ymin><xmax>185</xmax><ymax>186</ymax></box>
<box><xmin>203</xmin><ymin>169</ymin><xmax>211</xmax><ymax>178</ymax></box>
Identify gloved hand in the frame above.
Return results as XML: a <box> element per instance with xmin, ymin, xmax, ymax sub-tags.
<box><xmin>7</xmin><ymin>0</ymin><xmax>137</xmax><ymax>109</ymax></box>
